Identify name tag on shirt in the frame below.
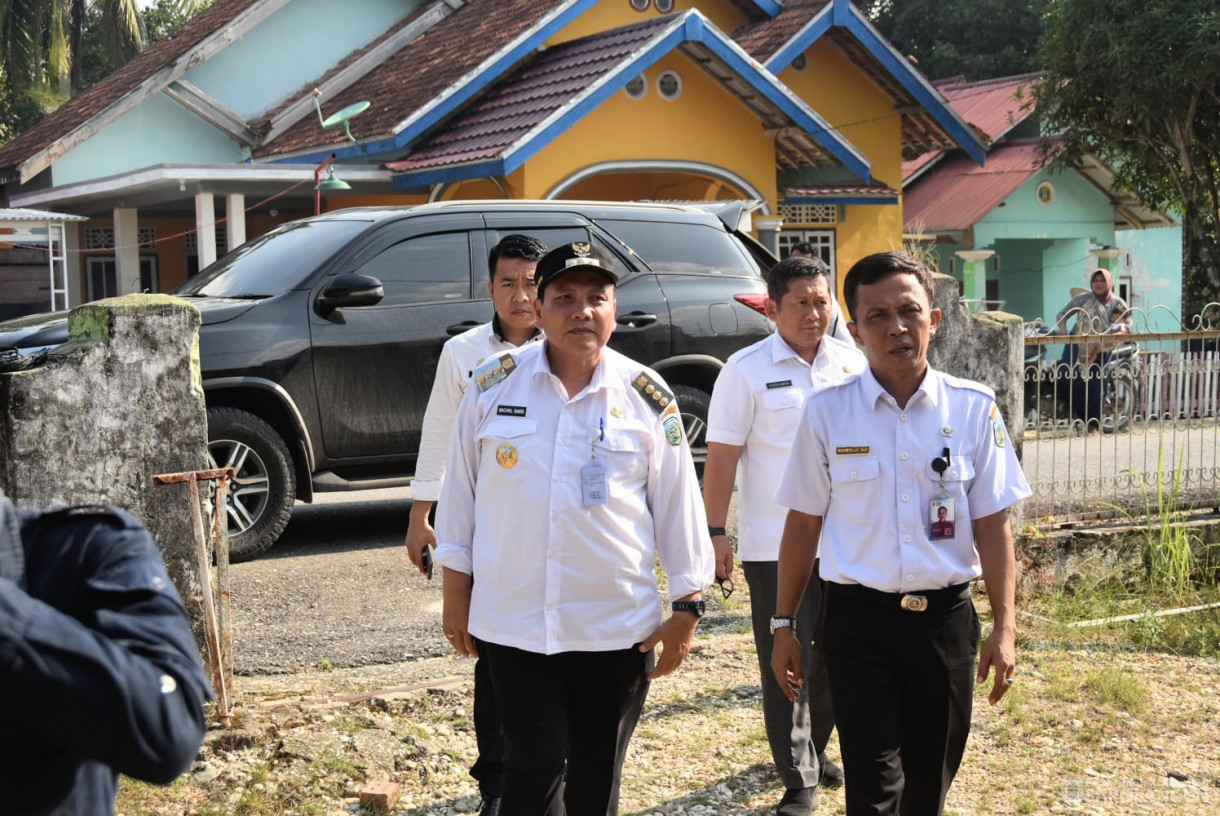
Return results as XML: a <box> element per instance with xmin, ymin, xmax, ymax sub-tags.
<box><xmin>497</xmin><ymin>405</ymin><xmax>527</xmax><ymax>417</ymax></box>
<box><xmin>581</xmin><ymin>460</ymin><xmax>608</xmax><ymax>506</ymax></box>
<box><xmin>766</xmin><ymin>379</ymin><xmax>793</xmax><ymax>389</ymax></box>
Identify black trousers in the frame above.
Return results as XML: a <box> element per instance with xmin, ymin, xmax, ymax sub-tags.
<box><xmin>480</xmin><ymin>641</ymin><xmax>653</xmax><ymax>816</ymax></box>
<box><xmin>469</xmin><ymin>651</ymin><xmax>505</xmax><ymax>798</ymax></box>
<box><xmin>821</xmin><ymin>582</ymin><xmax>980</xmax><ymax>816</ymax></box>
<box><xmin>743</xmin><ymin>559</ymin><xmax>835</xmax><ymax>790</ymax></box>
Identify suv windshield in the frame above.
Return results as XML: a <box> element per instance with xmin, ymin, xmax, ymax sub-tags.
<box><xmin>598</xmin><ymin>219</ymin><xmax>760</xmax><ymax>277</ymax></box>
<box><xmin>174</xmin><ymin>219</ymin><xmax>371</xmax><ymax>298</ymax></box>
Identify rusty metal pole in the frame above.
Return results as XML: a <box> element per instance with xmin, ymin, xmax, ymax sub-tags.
<box><xmin>153</xmin><ymin>467</ymin><xmax>235</xmax><ymax>726</ymax></box>
<box><xmin>213</xmin><ymin>472</ymin><xmax>233</xmax><ymax>689</ymax></box>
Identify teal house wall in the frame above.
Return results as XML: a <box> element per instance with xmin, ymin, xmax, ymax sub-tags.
<box><xmin>1116</xmin><ymin>226</ymin><xmax>1183</xmax><ymax>320</ymax></box>
<box><xmin>50</xmin><ymin>0</ymin><xmax>418</xmax><ymax>186</ymax></box>
<box><xmin>183</xmin><ymin>0</ymin><xmax>417</xmax><ymax>120</ymax></box>
<box><xmin>52</xmin><ymin>93</ymin><xmax>247</xmax><ymax>185</ymax></box>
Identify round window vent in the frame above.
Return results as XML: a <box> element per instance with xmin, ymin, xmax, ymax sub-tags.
<box><xmin>654</xmin><ymin>0</ymin><xmax>676</xmax><ymax>12</ymax></box>
<box><xmin>625</xmin><ymin>75</ymin><xmax>647</xmax><ymax>99</ymax></box>
<box><xmin>630</xmin><ymin>0</ymin><xmax>649</xmax><ymax>11</ymax></box>
<box><xmin>657</xmin><ymin>70</ymin><xmax>682</xmax><ymax>100</ymax></box>
<box><xmin>792</xmin><ymin>53</ymin><xmax>808</xmax><ymax>72</ymax></box>
<box><xmin>1036</xmin><ymin>181</ymin><xmax>1055</xmax><ymax>206</ymax></box>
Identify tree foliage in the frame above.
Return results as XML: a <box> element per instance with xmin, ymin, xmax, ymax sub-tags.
<box><xmin>1036</xmin><ymin>0</ymin><xmax>1220</xmax><ymax>313</ymax></box>
<box><xmin>0</xmin><ymin>0</ymin><xmax>204</xmax><ymax>144</ymax></box>
<box><xmin>860</xmin><ymin>0</ymin><xmax>1046</xmax><ymax>81</ymax></box>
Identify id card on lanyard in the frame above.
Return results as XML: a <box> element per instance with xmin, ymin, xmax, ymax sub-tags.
<box><xmin>582</xmin><ymin>418</ymin><xmax>608</xmax><ymax>507</ymax></box>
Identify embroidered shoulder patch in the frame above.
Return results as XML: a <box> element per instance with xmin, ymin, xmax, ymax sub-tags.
<box><xmin>474</xmin><ymin>353</ymin><xmax>517</xmax><ymax>392</ymax></box>
<box><xmin>632</xmin><ymin>371</ymin><xmax>675</xmax><ymax>415</ymax></box>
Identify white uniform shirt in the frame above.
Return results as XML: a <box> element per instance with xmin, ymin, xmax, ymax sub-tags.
<box><xmin>411</xmin><ymin>319</ymin><xmax>542</xmax><ymax>502</ymax></box>
<box><xmin>434</xmin><ymin>343</ymin><xmax>714</xmax><ymax>655</ymax></box>
<box><xmin>706</xmin><ymin>333</ymin><xmax>865</xmax><ymax>561</ymax></box>
<box><xmin>774</xmin><ymin>366</ymin><xmax>1032</xmax><ymax>593</ymax></box>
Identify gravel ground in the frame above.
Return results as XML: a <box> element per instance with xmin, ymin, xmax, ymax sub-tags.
<box><xmin>119</xmin><ymin>493</ymin><xmax>1219</xmax><ymax>815</ymax></box>
<box><xmin>121</xmin><ymin>582</ymin><xmax>1220</xmax><ymax>816</ymax></box>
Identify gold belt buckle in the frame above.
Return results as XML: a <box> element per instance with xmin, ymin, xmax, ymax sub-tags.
<box><xmin>900</xmin><ymin>594</ymin><xmax>928</xmax><ymax>612</ymax></box>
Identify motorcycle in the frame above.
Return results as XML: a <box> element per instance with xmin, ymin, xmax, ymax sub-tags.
<box><xmin>1024</xmin><ymin>321</ymin><xmax>1140</xmax><ymax>433</ymax></box>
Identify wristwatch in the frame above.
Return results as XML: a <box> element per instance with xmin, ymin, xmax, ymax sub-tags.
<box><xmin>770</xmin><ymin>615</ymin><xmax>797</xmax><ymax>634</ymax></box>
<box><xmin>707</xmin><ymin>526</ymin><xmax>727</xmax><ymax>537</ymax></box>
<box><xmin>672</xmin><ymin>600</ymin><xmax>706</xmax><ymax>618</ymax></box>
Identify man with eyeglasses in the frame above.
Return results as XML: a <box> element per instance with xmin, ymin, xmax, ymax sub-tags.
<box><xmin>703</xmin><ymin>256</ymin><xmax>864</xmax><ymax>814</ymax></box>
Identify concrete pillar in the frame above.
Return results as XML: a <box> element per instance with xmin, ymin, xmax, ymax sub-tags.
<box><xmin>64</xmin><ymin>221</ymin><xmax>83</xmax><ymax>308</ymax></box>
<box><xmin>195</xmin><ymin>193</ymin><xmax>217</xmax><ymax>269</ymax></box>
<box><xmin>956</xmin><ymin>249</ymin><xmax>994</xmax><ymax>310</ymax></box>
<box><xmin>113</xmin><ymin>208</ymin><xmax>141</xmax><ymax>295</ymax></box>
<box><xmin>0</xmin><ymin>295</ymin><xmax>209</xmax><ymax>633</ymax></box>
<box><xmin>225</xmin><ymin>194</ymin><xmax>246</xmax><ymax>252</ymax></box>
<box><xmin>927</xmin><ymin>272</ymin><xmax>1025</xmax><ymax>461</ymax></box>
<box><xmin>754</xmin><ymin>215</ymin><xmax>784</xmax><ymax>257</ymax></box>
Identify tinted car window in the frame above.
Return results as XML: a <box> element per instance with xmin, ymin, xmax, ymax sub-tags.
<box><xmin>598</xmin><ymin>219</ymin><xmax>758</xmax><ymax>277</ymax></box>
<box><xmin>355</xmin><ymin>231</ymin><xmax>471</xmax><ymax>307</ymax></box>
<box><xmin>176</xmin><ymin>219</ymin><xmax>370</xmax><ymax>298</ymax></box>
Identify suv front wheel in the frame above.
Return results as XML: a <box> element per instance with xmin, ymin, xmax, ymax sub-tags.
<box><xmin>673</xmin><ymin>384</ymin><xmax>710</xmax><ymax>460</ymax></box>
<box><xmin>206</xmin><ymin>406</ymin><xmax>296</xmax><ymax>562</ymax></box>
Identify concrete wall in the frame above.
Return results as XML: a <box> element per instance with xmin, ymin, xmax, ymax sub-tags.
<box><xmin>927</xmin><ymin>272</ymin><xmax>1025</xmax><ymax>459</ymax></box>
<box><xmin>1117</xmin><ymin>225</ymin><xmax>1183</xmax><ymax>317</ymax></box>
<box><xmin>0</xmin><ymin>295</ymin><xmax>209</xmax><ymax>628</ymax></box>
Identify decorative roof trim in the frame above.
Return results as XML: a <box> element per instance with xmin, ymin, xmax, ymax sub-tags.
<box><xmin>274</xmin><ymin>0</ymin><xmax>599</xmax><ymax>165</ymax></box>
<box><xmin>545</xmin><ymin>159</ymin><xmax>770</xmax><ymax>211</ymax></box>
<box><xmin>14</xmin><ymin>0</ymin><xmax>293</xmax><ymax>185</ymax></box>
<box><xmin>762</xmin><ymin>0</ymin><xmax>986</xmax><ymax>166</ymax></box>
<box><xmin>391</xmin><ymin>10</ymin><xmax>870</xmax><ymax>189</ymax></box>
<box><xmin>162</xmin><ymin>80</ymin><xmax>261</xmax><ymax>146</ymax></box>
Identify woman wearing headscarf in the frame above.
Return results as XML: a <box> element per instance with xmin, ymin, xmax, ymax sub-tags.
<box><xmin>1054</xmin><ymin>268</ymin><xmax>1131</xmax><ymax>431</ymax></box>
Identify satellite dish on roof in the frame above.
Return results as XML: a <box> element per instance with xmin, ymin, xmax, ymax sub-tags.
<box><xmin>313</xmin><ymin>89</ymin><xmax>370</xmax><ymax>151</ymax></box>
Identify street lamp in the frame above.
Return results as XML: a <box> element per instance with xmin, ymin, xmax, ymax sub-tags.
<box><xmin>313</xmin><ymin>153</ymin><xmax>350</xmax><ymax>215</ymax></box>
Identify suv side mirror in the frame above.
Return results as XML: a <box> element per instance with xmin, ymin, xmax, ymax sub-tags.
<box><xmin>317</xmin><ymin>273</ymin><xmax>384</xmax><ymax>314</ymax></box>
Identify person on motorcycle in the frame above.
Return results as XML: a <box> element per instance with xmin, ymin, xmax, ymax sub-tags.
<box><xmin>1054</xmin><ymin>268</ymin><xmax>1131</xmax><ymax>432</ymax></box>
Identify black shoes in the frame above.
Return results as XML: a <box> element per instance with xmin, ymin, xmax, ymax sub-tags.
<box><xmin>818</xmin><ymin>753</ymin><xmax>845</xmax><ymax>788</ymax></box>
<box><xmin>777</xmin><ymin>786</ymin><xmax>818</xmax><ymax>815</ymax></box>
<box><xmin>479</xmin><ymin>796</ymin><xmax>502</xmax><ymax>816</ymax></box>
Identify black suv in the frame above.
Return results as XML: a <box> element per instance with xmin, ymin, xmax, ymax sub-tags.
<box><xmin>0</xmin><ymin>200</ymin><xmax>776</xmax><ymax>559</ymax></box>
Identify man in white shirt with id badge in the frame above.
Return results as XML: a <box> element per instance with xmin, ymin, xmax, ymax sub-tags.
<box><xmin>703</xmin><ymin>256</ymin><xmax>863</xmax><ymax>815</ymax></box>
<box><xmin>771</xmin><ymin>251</ymin><xmax>1031</xmax><ymax>815</ymax></box>
<box><xmin>435</xmin><ymin>242</ymin><xmax>713</xmax><ymax>815</ymax></box>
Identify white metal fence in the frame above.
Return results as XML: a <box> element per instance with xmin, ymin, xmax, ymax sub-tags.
<box><xmin>1021</xmin><ymin>308</ymin><xmax>1220</xmax><ymax>525</ymax></box>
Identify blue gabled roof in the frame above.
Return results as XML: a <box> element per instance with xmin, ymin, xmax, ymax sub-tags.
<box><xmin>757</xmin><ymin>0</ymin><xmax>986</xmax><ymax>166</ymax></box>
<box><xmin>387</xmin><ymin>9</ymin><xmax>871</xmax><ymax>189</ymax></box>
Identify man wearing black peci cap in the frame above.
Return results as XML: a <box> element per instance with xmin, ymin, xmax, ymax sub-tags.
<box><xmin>435</xmin><ymin>242</ymin><xmax>713</xmax><ymax>815</ymax></box>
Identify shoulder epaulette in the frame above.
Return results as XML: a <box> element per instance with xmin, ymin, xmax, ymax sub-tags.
<box><xmin>473</xmin><ymin>353</ymin><xmax>518</xmax><ymax>392</ymax></box>
<box><xmin>631</xmin><ymin>371</ymin><xmax>674</xmax><ymax>415</ymax></box>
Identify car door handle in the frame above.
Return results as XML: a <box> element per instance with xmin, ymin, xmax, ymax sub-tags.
<box><xmin>616</xmin><ymin>311</ymin><xmax>658</xmax><ymax>327</ymax></box>
<box><xmin>446</xmin><ymin>321</ymin><xmax>481</xmax><ymax>336</ymax></box>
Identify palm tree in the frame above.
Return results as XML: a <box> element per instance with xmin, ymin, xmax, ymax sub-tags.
<box><xmin>0</xmin><ymin>0</ymin><xmax>202</xmax><ymax>99</ymax></box>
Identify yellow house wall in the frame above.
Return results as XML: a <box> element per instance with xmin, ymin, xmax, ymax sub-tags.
<box><xmin>553</xmin><ymin>0</ymin><xmax>748</xmax><ymax>44</ymax></box>
<box><xmin>517</xmin><ymin>53</ymin><xmax>777</xmax><ymax>205</ymax></box>
<box><xmin>774</xmin><ymin>40</ymin><xmax>905</xmax><ymax>293</ymax></box>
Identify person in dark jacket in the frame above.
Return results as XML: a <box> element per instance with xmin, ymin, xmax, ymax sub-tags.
<box><xmin>0</xmin><ymin>488</ymin><xmax>212</xmax><ymax>815</ymax></box>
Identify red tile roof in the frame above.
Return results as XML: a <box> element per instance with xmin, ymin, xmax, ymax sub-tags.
<box><xmin>384</xmin><ymin>15</ymin><xmax>675</xmax><ymax>174</ymax></box>
<box><xmin>933</xmin><ymin>73</ymin><xmax>1039</xmax><ymax>144</ymax></box>
<box><xmin>255</xmin><ymin>0</ymin><xmax>564</xmax><ymax>159</ymax></box>
<box><xmin>903</xmin><ymin>139</ymin><xmax>1054</xmax><ymax>232</ymax></box>
<box><xmin>0</xmin><ymin>0</ymin><xmax>262</xmax><ymax>177</ymax></box>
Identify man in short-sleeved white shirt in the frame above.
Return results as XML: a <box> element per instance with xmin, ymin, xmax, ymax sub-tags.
<box><xmin>771</xmin><ymin>251</ymin><xmax>1031</xmax><ymax>815</ymax></box>
<box><xmin>704</xmin><ymin>257</ymin><xmax>863</xmax><ymax>815</ymax></box>
<box><xmin>404</xmin><ymin>233</ymin><xmax>546</xmax><ymax>816</ymax></box>
<box><xmin>435</xmin><ymin>242</ymin><xmax>713</xmax><ymax>814</ymax></box>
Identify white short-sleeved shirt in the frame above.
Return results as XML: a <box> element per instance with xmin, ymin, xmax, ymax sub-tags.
<box><xmin>411</xmin><ymin>318</ymin><xmax>542</xmax><ymax>502</ymax></box>
<box><xmin>706</xmin><ymin>333</ymin><xmax>865</xmax><ymax>561</ymax></box>
<box><xmin>434</xmin><ymin>343</ymin><xmax>713</xmax><ymax>655</ymax></box>
<box><xmin>774</xmin><ymin>365</ymin><xmax>1032</xmax><ymax>593</ymax></box>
